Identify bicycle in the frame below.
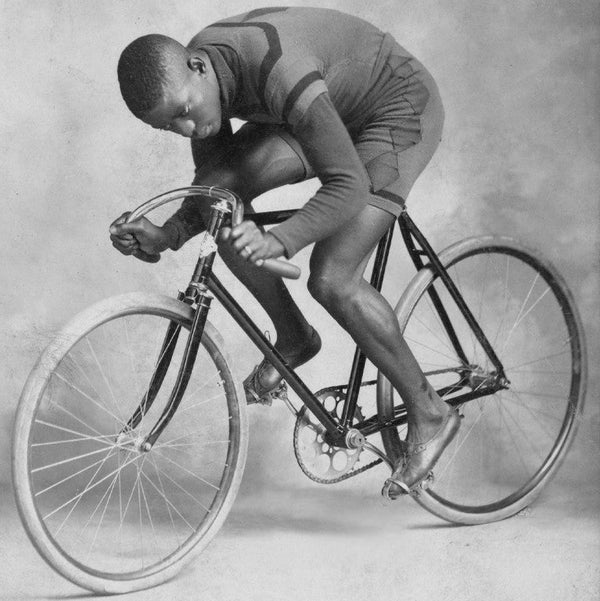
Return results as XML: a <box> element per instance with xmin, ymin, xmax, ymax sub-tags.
<box><xmin>12</xmin><ymin>186</ymin><xmax>586</xmax><ymax>594</ymax></box>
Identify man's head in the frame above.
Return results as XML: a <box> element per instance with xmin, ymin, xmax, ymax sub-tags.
<box><xmin>118</xmin><ymin>34</ymin><xmax>221</xmax><ymax>139</ymax></box>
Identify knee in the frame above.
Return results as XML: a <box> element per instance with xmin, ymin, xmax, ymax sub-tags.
<box><xmin>307</xmin><ymin>267</ymin><xmax>355</xmax><ymax>310</ymax></box>
<box><xmin>223</xmin><ymin>140</ymin><xmax>299</xmax><ymax>201</ymax></box>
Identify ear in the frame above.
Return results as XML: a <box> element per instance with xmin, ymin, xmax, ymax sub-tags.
<box><xmin>187</xmin><ymin>56</ymin><xmax>206</xmax><ymax>74</ymax></box>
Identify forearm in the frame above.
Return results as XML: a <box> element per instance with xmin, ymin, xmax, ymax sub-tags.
<box><xmin>269</xmin><ymin>94</ymin><xmax>370</xmax><ymax>258</ymax></box>
<box><xmin>162</xmin><ymin>193</ymin><xmax>209</xmax><ymax>250</ymax></box>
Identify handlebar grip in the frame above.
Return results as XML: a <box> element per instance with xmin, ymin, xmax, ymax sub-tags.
<box><xmin>261</xmin><ymin>258</ymin><xmax>301</xmax><ymax>280</ymax></box>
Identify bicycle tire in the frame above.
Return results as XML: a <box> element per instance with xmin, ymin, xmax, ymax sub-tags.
<box><xmin>377</xmin><ymin>236</ymin><xmax>586</xmax><ymax>524</ymax></box>
<box><xmin>12</xmin><ymin>292</ymin><xmax>248</xmax><ymax>593</ymax></box>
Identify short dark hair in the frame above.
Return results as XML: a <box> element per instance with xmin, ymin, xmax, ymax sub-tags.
<box><xmin>117</xmin><ymin>34</ymin><xmax>188</xmax><ymax>118</ymax></box>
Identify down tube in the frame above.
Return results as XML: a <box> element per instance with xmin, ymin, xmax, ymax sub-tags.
<box><xmin>208</xmin><ymin>274</ymin><xmax>344</xmax><ymax>439</ymax></box>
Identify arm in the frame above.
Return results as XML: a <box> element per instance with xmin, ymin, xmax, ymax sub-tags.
<box><xmin>162</xmin><ymin>120</ymin><xmax>235</xmax><ymax>249</ymax></box>
<box><xmin>268</xmin><ymin>92</ymin><xmax>371</xmax><ymax>258</ymax></box>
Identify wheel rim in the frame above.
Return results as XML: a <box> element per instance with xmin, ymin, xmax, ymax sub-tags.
<box><xmin>23</xmin><ymin>308</ymin><xmax>242</xmax><ymax>581</ymax></box>
<box><xmin>387</xmin><ymin>244</ymin><xmax>583</xmax><ymax>516</ymax></box>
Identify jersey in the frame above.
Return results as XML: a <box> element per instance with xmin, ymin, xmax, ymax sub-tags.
<box><xmin>167</xmin><ymin>7</ymin><xmax>437</xmax><ymax>258</ymax></box>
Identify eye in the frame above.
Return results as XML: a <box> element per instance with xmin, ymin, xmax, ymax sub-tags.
<box><xmin>178</xmin><ymin>105</ymin><xmax>190</xmax><ymax>118</ymax></box>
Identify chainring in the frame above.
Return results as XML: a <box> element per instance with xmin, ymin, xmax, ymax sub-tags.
<box><xmin>293</xmin><ymin>386</ymin><xmax>380</xmax><ymax>484</ymax></box>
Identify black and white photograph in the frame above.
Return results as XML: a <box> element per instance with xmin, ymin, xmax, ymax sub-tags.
<box><xmin>1</xmin><ymin>1</ymin><xmax>598</xmax><ymax>600</ymax></box>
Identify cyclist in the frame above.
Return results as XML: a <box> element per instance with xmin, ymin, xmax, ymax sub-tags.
<box><xmin>109</xmin><ymin>7</ymin><xmax>459</xmax><ymax>496</ymax></box>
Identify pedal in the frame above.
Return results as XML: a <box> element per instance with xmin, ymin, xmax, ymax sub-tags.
<box><xmin>272</xmin><ymin>379</ymin><xmax>289</xmax><ymax>403</ymax></box>
<box><xmin>381</xmin><ymin>470</ymin><xmax>434</xmax><ymax>500</ymax></box>
<box><xmin>247</xmin><ymin>379</ymin><xmax>289</xmax><ymax>407</ymax></box>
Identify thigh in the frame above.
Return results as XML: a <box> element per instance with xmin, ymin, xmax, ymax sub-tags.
<box><xmin>309</xmin><ymin>204</ymin><xmax>395</xmax><ymax>282</ymax></box>
<box><xmin>193</xmin><ymin>122</ymin><xmax>309</xmax><ymax>205</ymax></box>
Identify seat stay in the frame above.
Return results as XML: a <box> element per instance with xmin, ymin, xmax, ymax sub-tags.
<box><xmin>399</xmin><ymin>211</ymin><xmax>507</xmax><ymax>378</ymax></box>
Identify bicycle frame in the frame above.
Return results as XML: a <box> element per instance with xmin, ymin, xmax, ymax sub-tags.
<box><xmin>135</xmin><ymin>195</ymin><xmax>508</xmax><ymax>451</ymax></box>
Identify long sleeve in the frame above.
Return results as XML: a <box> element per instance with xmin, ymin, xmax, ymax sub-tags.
<box><xmin>268</xmin><ymin>93</ymin><xmax>371</xmax><ymax>258</ymax></box>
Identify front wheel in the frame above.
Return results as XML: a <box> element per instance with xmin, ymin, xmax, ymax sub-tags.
<box><xmin>12</xmin><ymin>293</ymin><xmax>248</xmax><ymax>594</ymax></box>
<box><xmin>377</xmin><ymin>237</ymin><xmax>586</xmax><ymax>524</ymax></box>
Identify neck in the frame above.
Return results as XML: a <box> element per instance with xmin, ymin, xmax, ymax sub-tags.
<box><xmin>200</xmin><ymin>46</ymin><xmax>238</xmax><ymax>116</ymax></box>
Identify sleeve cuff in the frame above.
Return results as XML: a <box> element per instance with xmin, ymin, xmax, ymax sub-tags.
<box><xmin>268</xmin><ymin>226</ymin><xmax>300</xmax><ymax>260</ymax></box>
<box><xmin>162</xmin><ymin>218</ymin><xmax>188</xmax><ymax>251</ymax></box>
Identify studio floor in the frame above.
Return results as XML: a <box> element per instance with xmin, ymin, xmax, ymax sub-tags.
<box><xmin>2</xmin><ymin>416</ymin><xmax>599</xmax><ymax>601</ymax></box>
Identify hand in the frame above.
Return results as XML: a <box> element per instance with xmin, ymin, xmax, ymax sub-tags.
<box><xmin>221</xmin><ymin>220</ymin><xmax>285</xmax><ymax>266</ymax></box>
<box><xmin>109</xmin><ymin>212</ymin><xmax>174</xmax><ymax>263</ymax></box>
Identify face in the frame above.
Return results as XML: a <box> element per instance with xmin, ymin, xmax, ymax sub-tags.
<box><xmin>141</xmin><ymin>56</ymin><xmax>222</xmax><ymax>139</ymax></box>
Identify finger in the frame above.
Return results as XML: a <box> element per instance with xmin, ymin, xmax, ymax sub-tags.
<box><xmin>220</xmin><ymin>226</ymin><xmax>232</xmax><ymax>242</ymax></box>
<box><xmin>132</xmin><ymin>249</ymin><xmax>161</xmax><ymax>263</ymax></box>
<box><xmin>110</xmin><ymin>233</ymin><xmax>137</xmax><ymax>246</ymax></box>
<box><xmin>230</xmin><ymin>221</ymin><xmax>256</xmax><ymax>240</ymax></box>
<box><xmin>110</xmin><ymin>221</ymin><xmax>142</xmax><ymax>237</ymax></box>
<box><xmin>109</xmin><ymin>212</ymin><xmax>131</xmax><ymax>229</ymax></box>
<box><xmin>231</xmin><ymin>230</ymin><xmax>259</xmax><ymax>252</ymax></box>
<box><xmin>112</xmin><ymin>240</ymin><xmax>139</xmax><ymax>255</ymax></box>
<box><xmin>241</xmin><ymin>244</ymin><xmax>254</xmax><ymax>261</ymax></box>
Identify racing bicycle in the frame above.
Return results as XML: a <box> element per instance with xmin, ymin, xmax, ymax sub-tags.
<box><xmin>12</xmin><ymin>186</ymin><xmax>586</xmax><ymax>594</ymax></box>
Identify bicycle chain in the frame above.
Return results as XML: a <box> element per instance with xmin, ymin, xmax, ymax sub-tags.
<box><xmin>292</xmin><ymin>385</ymin><xmax>383</xmax><ymax>484</ymax></box>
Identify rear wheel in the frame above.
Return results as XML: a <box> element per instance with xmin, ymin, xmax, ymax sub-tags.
<box><xmin>13</xmin><ymin>293</ymin><xmax>248</xmax><ymax>593</ymax></box>
<box><xmin>377</xmin><ymin>237</ymin><xmax>586</xmax><ymax>524</ymax></box>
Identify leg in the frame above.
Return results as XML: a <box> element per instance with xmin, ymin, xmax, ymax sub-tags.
<box><xmin>192</xmin><ymin>125</ymin><xmax>321</xmax><ymax>391</ymax></box>
<box><xmin>307</xmin><ymin>204</ymin><xmax>459</xmax><ymax>490</ymax></box>
<box><xmin>308</xmin><ymin>205</ymin><xmax>449</xmax><ymax>435</ymax></box>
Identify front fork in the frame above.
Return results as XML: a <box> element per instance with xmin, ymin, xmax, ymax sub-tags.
<box><xmin>121</xmin><ymin>200</ymin><xmax>231</xmax><ymax>450</ymax></box>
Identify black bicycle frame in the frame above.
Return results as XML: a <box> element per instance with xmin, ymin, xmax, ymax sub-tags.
<box><xmin>138</xmin><ymin>204</ymin><xmax>507</xmax><ymax>450</ymax></box>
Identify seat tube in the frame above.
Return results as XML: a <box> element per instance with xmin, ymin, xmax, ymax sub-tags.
<box><xmin>341</xmin><ymin>225</ymin><xmax>394</xmax><ymax>427</ymax></box>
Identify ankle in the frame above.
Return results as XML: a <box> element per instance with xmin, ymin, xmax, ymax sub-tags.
<box><xmin>406</xmin><ymin>406</ymin><xmax>450</xmax><ymax>442</ymax></box>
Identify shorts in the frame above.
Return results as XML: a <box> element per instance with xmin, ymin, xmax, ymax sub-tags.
<box><xmin>277</xmin><ymin>51</ymin><xmax>445</xmax><ymax>216</ymax></box>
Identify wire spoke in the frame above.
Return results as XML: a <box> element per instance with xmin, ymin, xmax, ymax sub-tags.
<box><xmin>139</xmin><ymin>470</ymin><xmax>196</xmax><ymax>532</ymax></box>
<box><xmin>85</xmin><ymin>338</ymin><xmax>126</xmax><ymax>425</ymax></box>
<box><xmin>505</xmin><ymin>389</ymin><xmax>568</xmax><ymax>401</ymax></box>
<box><xmin>405</xmin><ymin>335</ymin><xmax>462</xmax><ymax>364</ymax></box>
<box><xmin>35</xmin><ymin>454</ymin><xmax>112</xmax><ymax>497</ymax></box>
<box><xmin>34</xmin><ymin>419</ymin><xmax>112</xmax><ymax>444</ymax></box>
<box><xmin>152</xmin><ymin>447</ymin><xmax>221</xmax><ymax>490</ymax></box>
<box><xmin>410</xmin><ymin>312</ymin><xmax>457</xmax><ymax>358</ymax></box>
<box><xmin>50</xmin><ymin>446</ymin><xmax>119</xmax><ymax>537</ymax></box>
<box><xmin>150</xmin><ymin>460</ymin><xmax>212</xmax><ymax>513</ymax></box>
<box><xmin>505</xmin><ymin>349</ymin><xmax>569</xmax><ymax>372</ymax></box>
<box><xmin>435</xmin><ymin>408</ymin><xmax>485</xmax><ymax>479</ymax></box>
<box><xmin>44</xmin><ymin>451</ymin><xmax>140</xmax><ymax>522</ymax></box>
<box><xmin>501</xmin><ymin>274</ymin><xmax>543</xmax><ymax>355</ymax></box>
<box><xmin>148</xmin><ymin>453</ymin><xmax>181</xmax><ymax>549</ymax></box>
<box><xmin>32</xmin><ymin>433</ymin><xmax>116</xmax><ymax>448</ymax></box>
<box><xmin>47</xmin><ymin>401</ymin><xmax>105</xmax><ymax>439</ymax></box>
<box><xmin>501</xmin><ymin>393</ymin><xmax>567</xmax><ymax>425</ymax></box>
<box><xmin>502</xmin><ymin>391</ymin><xmax>564</xmax><ymax>442</ymax></box>
<box><xmin>48</xmin><ymin>368</ymin><xmax>124</xmax><ymax>438</ymax></box>
<box><xmin>32</xmin><ymin>445</ymin><xmax>115</xmax><ymax>473</ymax></box>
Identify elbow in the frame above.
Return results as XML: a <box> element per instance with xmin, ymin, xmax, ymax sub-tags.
<box><xmin>331</xmin><ymin>170</ymin><xmax>370</xmax><ymax>220</ymax></box>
